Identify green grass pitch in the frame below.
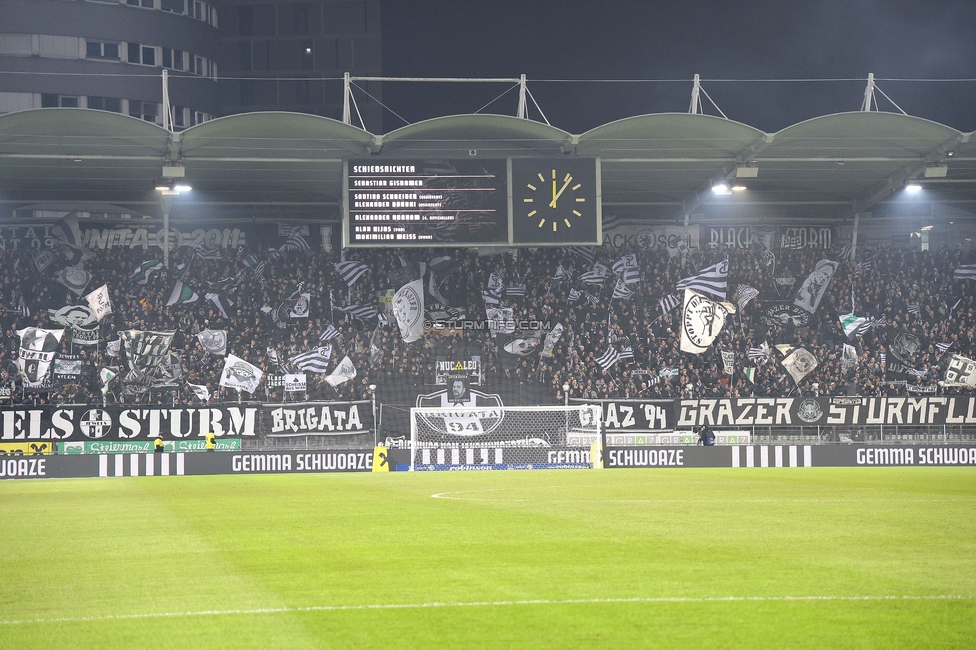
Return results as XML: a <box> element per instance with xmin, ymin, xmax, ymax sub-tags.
<box><xmin>1</xmin><ymin>468</ymin><xmax>974</xmax><ymax>649</ymax></box>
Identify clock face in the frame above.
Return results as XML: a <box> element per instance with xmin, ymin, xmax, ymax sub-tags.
<box><xmin>511</xmin><ymin>158</ymin><xmax>599</xmax><ymax>245</ymax></box>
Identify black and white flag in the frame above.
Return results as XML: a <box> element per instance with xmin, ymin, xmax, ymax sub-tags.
<box><xmin>581</xmin><ymin>263</ymin><xmax>611</xmax><ymax>285</ymax></box>
<box><xmin>953</xmin><ymin>264</ymin><xmax>976</xmax><ymax>281</ymax></box>
<box><xmin>568</xmin><ymin>288</ymin><xmax>582</xmax><ymax>302</ymax></box>
<box><xmin>219</xmin><ymin>354</ymin><xmax>264</xmax><ymax>394</ymax></box>
<box><xmin>566</xmin><ymin>246</ymin><xmax>597</xmax><ymax>264</ymax></box>
<box><xmin>612</xmin><ymin>279</ymin><xmax>634</xmax><ymax>300</ymax></box>
<box><xmin>196</xmin><ymin>329</ymin><xmax>227</xmax><ymax>356</ymax></box>
<box><xmin>120</xmin><ymin>330</ymin><xmax>175</xmax><ymax>392</ymax></box>
<box><xmin>187</xmin><ymin>382</ymin><xmax>211</xmax><ymax>402</ymax></box>
<box><xmin>793</xmin><ymin>259</ymin><xmax>839</xmax><ymax>314</ymax></box>
<box><xmin>56</xmin><ymin>267</ymin><xmax>93</xmax><ymax>296</ymax></box>
<box><xmin>341</xmin><ymin>304</ymin><xmax>378</xmax><ymax>321</ymax></box>
<box><xmin>585</xmin><ymin>293</ymin><xmax>599</xmax><ymax>306</ymax></box>
<box><xmin>334</xmin><ymin>260</ymin><xmax>371</xmax><ymax>286</ymax></box>
<box><xmin>84</xmin><ymin>284</ymin><xmax>113</xmax><ymax>321</ymax></box>
<box><xmin>659</xmin><ymin>293</ymin><xmax>681</xmax><ymax>317</ymax></box>
<box><xmin>325</xmin><ymin>356</ymin><xmax>357</xmax><ymax>387</ymax></box>
<box><xmin>734</xmin><ymin>285</ymin><xmax>759</xmax><ymax>311</ymax></box>
<box><xmin>613</xmin><ymin>254</ymin><xmax>640</xmax><ymax>284</ymax></box>
<box><xmin>288</xmin><ymin>346</ymin><xmax>333</xmax><ymax>373</ymax></box>
<box><xmin>679</xmin><ymin>289</ymin><xmax>735</xmax><ymax>355</ymax></box>
<box><xmin>936</xmin><ymin>341</ymin><xmax>953</xmax><ymax>354</ymax></box>
<box><xmin>721</xmin><ymin>350</ymin><xmax>735</xmax><ymax>375</ymax></box>
<box><xmin>596</xmin><ymin>347</ymin><xmax>620</xmax><ymax>371</ymax></box>
<box><xmin>205</xmin><ymin>292</ymin><xmax>234</xmax><ymax>320</ymax></box>
<box><xmin>16</xmin><ymin>328</ymin><xmax>64</xmax><ymax>387</ymax></box>
<box><xmin>781</xmin><ymin>347</ymin><xmax>818</xmax><ymax>385</ymax></box>
<box><xmin>319</xmin><ymin>325</ymin><xmax>340</xmax><ymax>342</ymax></box>
<box><xmin>676</xmin><ymin>260</ymin><xmax>729</xmax><ymax>301</ymax></box>
<box><xmin>393</xmin><ymin>279</ymin><xmax>424</xmax><ymax>343</ymax></box>
<box><xmin>943</xmin><ymin>354</ymin><xmax>976</xmax><ymax>387</ymax></box>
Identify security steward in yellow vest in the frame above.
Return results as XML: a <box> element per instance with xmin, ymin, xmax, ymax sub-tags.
<box><xmin>205</xmin><ymin>431</ymin><xmax>216</xmax><ymax>452</ymax></box>
<box><xmin>154</xmin><ymin>436</ymin><xmax>164</xmax><ymax>453</ymax></box>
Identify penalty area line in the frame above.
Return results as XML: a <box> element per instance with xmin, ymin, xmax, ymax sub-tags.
<box><xmin>1</xmin><ymin>594</ymin><xmax>972</xmax><ymax>626</ymax></box>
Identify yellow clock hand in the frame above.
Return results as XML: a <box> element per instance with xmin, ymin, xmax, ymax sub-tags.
<box><xmin>549</xmin><ymin>175</ymin><xmax>573</xmax><ymax>208</ymax></box>
<box><xmin>552</xmin><ymin>178</ymin><xmax>557</xmax><ymax>205</ymax></box>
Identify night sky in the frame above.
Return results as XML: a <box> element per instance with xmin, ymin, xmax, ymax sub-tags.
<box><xmin>380</xmin><ymin>0</ymin><xmax>976</xmax><ymax>134</ymax></box>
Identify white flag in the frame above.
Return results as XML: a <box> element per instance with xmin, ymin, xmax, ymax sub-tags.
<box><xmin>942</xmin><ymin>354</ymin><xmax>976</xmax><ymax>387</ymax></box>
<box><xmin>393</xmin><ymin>279</ymin><xmax>425</xmax><ymax>343</ymax></box>
<box><xmin>794</xmin><ymin>259</ymin><xmax>839</xmax><ymax>314</ymax></box>
<box><xmin>679</xmin><ymin>289</ymin><xmax>735</xmax><ymax>355</ymax></box>
<box><xmin>782</xmin><ymin>347</ymin><xmax>818</xmax><ymax>384</ymax></box>
<box><xmin>219</xmin><ymin>353</ymin><xmax>264</xmax><ymax>394</ymax></box>
<box><xmin>187</xmin><ymin>382</ymin><xmax>211</xmax><ymax>402</ymax></box>
<box><xmin>721</xmin><ymin>350</ymin><xmax>735</xmax><ymax>375</ymax></box>
<box><xmin>325</xmin><ymin>355</ymin><xmax>357</xmax><ymax>387</ymax></box>
<box><xmin>84</xmin><ymin>284</ymin><xmax>113</xmax><ymax>321</ymax></box>
<box><xmin>196</xmin><ymin>329</ymin><xmax>227</xmax><ymax>356</ymax></box>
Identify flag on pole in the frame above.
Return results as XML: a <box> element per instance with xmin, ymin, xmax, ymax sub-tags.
<box><xmin>84</xmin><ymin>284</ymin><xmax>113</xmax><ymax>320</ymax></box>
<box><xmin>130</xmin><ymin>259</ymin><xmax>163</xmax><ymax>285</ymax></box>
<box><xmin>165</xmin><ymin>281</ymin><xmax>199</xmax><ymax>306</ymax></box>
<box><xmin>289</xmin><ymin>346</ymin><xmax>333</xmax><ymax>373</ymax></box>
<box><xmin>676</xmin><ymin>260</ymin><xmax>729</xmax><ymax>301</ymax></box>
<box><xmin>953</xmin><ymin>264</ymin><xmax>976</xmax><ymax>281</ymax></box>
<box><xmin>334</xmin><ymin>260</ymin><xmax>371</xmax><ymax>286</ymax></box>
<box><xmin>218</xmin><ymin>354</ymin><xmax>263</xmax><ymax>394</ymax></box>
<box><xmin>612</xmin><ymin>279</ymin><xmax>634</xmax><ymax>300</ymax></box>
<box><xmin>679</xmin><ymin>289</ymin><xmax>735</xmax><ymax>355</ymax></box>
<box><xmin>839</xmin><ymin>313</ymin><xmax>869</xmax><ymax>338</ymax></box>
<box><xmin>659</xmin><ymin>294</ymin><xmax>681</xmax><ymax>317</ymax></box>
<box><xmin>596</xmin><ymin>348</ymin><xmax>620</xmax><ymax>371</ymax></box>
<box><xmin>325</xmin><ymin>355</ymin><xmax>357</xmax><ymax>387</ymax></box>
<box><xmin>319</xmin><ymin>325</ymin><xmax>340</xmax><ymax>342</ymax></box>
<box><xmin>187</xmin><ymin>382</ymin><xmax>211</xmax><ymax>402</ymax></box>
<box><xmin>743</xmin><ymin>367</ymin><xmax>756</xmax><ymax>384</ymax></box>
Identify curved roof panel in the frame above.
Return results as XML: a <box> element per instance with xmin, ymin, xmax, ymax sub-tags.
<box><xmin>0</xmin><ymin>108</ymin><xmax>171</xmax><ymax>157</ymax></box>
<box><xmin>180</xmin><ymin>111</ymin><xmax>376</xmax><ymax>159</ymax></box>
<box><xmin>379</xmin><ymin>114</ymin><xmax>571</xmax><ymax>157</ymax></box>
<box><xmin>578</xmin><ymin>113</ymin><xmax>765</xmax><ymax>159</ymax></box>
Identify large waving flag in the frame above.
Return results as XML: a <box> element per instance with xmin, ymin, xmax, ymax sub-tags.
<box><xmin>676</xmin><ymin>259</ymin><xmax>728</xmax><ymax>301</ymax></box>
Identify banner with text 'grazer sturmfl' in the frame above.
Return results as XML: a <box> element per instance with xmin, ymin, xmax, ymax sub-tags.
<box><xmin>676</xmin><ymin>397</ymin><xmax>976</xmax><ymax>427</ymax></box>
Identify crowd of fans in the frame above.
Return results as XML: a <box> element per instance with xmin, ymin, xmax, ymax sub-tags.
<box><xmin>2</xmin><ymin>232</ymin><xmax>975</xmax><ymax>407</ymax></box>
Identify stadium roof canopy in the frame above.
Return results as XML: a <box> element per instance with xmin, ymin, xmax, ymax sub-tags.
<box><xmin>0</xmin><ymin>108</ymin><xmax>972</xmax><ymax>224</ymax></box>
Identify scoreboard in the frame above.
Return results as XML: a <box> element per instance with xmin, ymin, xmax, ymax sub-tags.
<box><xmin>343</xmin><ymin>158</ymin><xmax>600</xmax><ymax>248</ymax></box>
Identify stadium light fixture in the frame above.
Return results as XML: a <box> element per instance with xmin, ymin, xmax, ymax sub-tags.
<box><xmin>905</xmin><ymin>183</ymin><xmax>922</xmax><ymax>194</ymax></box>
<box><xmin>921</xmin><ymin>225</ymin><xmax>934</xmax><ymax>231</ymax></box>
<box><xmin>711</xmin><ymin>182</ymin><xmax>730</xmax><ymax>195</ymax></box>
<box><xmin>735</xmin><ymin>164</ymin><xmax>758</xmax><ymax>178</ymax></box>
<box><xmin>731</xmin><ymin>184</ymin><xmax>747</xmax><ymax>192</ymax></box>
<box><xmin>156</xmin><ymin>180</ymin><xmax>192</xmax><ymax>195</ymax></box>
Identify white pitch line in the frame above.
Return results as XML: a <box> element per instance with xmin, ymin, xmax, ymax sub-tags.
<box><xmin>430</xmin><ymin>490</ymin><xmax>972</xmax><ymax>503</ymax></box>
<box><xmin>1</xmin><ymin>595</ymin><xmax>972</xmax><ymax>626</ymax></box>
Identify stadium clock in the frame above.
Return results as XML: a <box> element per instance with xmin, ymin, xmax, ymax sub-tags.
<box><xmin>511</xmin><ymin>157</ymin><xmax>600</xmax><ymax>245</ymax></box>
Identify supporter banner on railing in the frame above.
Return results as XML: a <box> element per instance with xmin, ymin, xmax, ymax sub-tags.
<box><xmin>265</xmin><ymin>401</ymin><xmax>372</xmax><ymax>437</ymax></box>
<box><xmin>601</xmin><ymin>225</ymin><xmax>700</xmax><ymax>251</ymax></box>
<box><xmin>569</xmin><ymin>399</ymin><xmax>675</xmax><ymax>432</ymax></box>
<box><xmin>0</xmin><ymin>402</ymin><xmax>369</xmax><ymax>442</ymax></box>
<box><xmin>57</xmin><ymin>439</ymin><xmax>241</xmax><ymax>454</ymax></box>
<box><xmin>0</xmin><ymin>405</ymin><xmax>259</xmax><ymax>441</ymax></box>
<box><xmin>676</xmin><ymin>397</ymin><xmax>976</xmax><ymax>427</ymax></box>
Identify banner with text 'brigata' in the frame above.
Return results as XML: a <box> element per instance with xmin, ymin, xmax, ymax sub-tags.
<box><xmin>677</xmin><ymin>397</ymin><xmax>976</xmax><ymax>427</ymax></box>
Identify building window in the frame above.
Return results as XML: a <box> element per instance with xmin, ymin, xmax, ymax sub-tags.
<box><xmin>295</xmin><ymin>79</ymin><xmax>310</xmax><ymax>104</ymax></box>
<box><xmin>294</xmin><ymin>3</ymin><xmax>309</xmax><ymax>35</ymax></box>
<box><xmin>238</xmin><ymin>42</ymin><xmax>252</xmax><ymax>71</ymax></box>
<box><xmin>141</xmin><ymin>46</ymin><xmax>156</xmax><ymax>66</ymax></box>
<box><xmin>127</xmin><ymin>0</ymin><xmax>156</xmax><ymax>8</ymax></box>
<box><xmin>127</xmin><ymin>42</ymin><xmax>140</xmax><ymax>64</ymax></box>
<box><xmin>41</xmin><ymin>94</ymin><xmax>81</xmax><ymax>108</ymax></box>
<box><xmin>239</xmin><ymin>5</ymin><xmax>254</xmax><ymax>36</ymax></box>
<box><xmin>86</xmin><ymin>41</ymin><xmax>120</xmax><ymax>60</ymax></box>
<box><xmin>128</xmin><ymin>100</ymin><xmax>158</xmax><ymax>122</ymax></box>
<box><xmin>160</xmin><ymin>0</ymin><xmax>185</xmax><ymax>13</ymax></box>
<box><xmin>194</xmin><ymin>55</ymin><xmax>204</xmax><ymax>76</ymax></box>
<box><xmin>88</xmin><ymin>96</ymin><xmax>122</xmax><ymax>112</ymax></box>
<box><xmin>161</xmin><ymin>47</ymin><xmax>184</xmax><ymax>70</ymax></box>
<box><xmin>193</xmin><ymin>110</ymin><xmax>206</xmax><ymax>125</ymax></box>
<box><xmin>172</xmin><ymin>105</ymin><xmax>185</xmax><ymax>127</ymax></box>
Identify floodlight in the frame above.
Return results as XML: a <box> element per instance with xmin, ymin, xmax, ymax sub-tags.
<box><xmin>711</xmin><ymin>182</ymin><xmax>730</xmax><ymax>195</ymax></box>
<box><xmin>905</xmin><ymin>183</ymin><xmax>922</xmax><ymax>193</ymax></box>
